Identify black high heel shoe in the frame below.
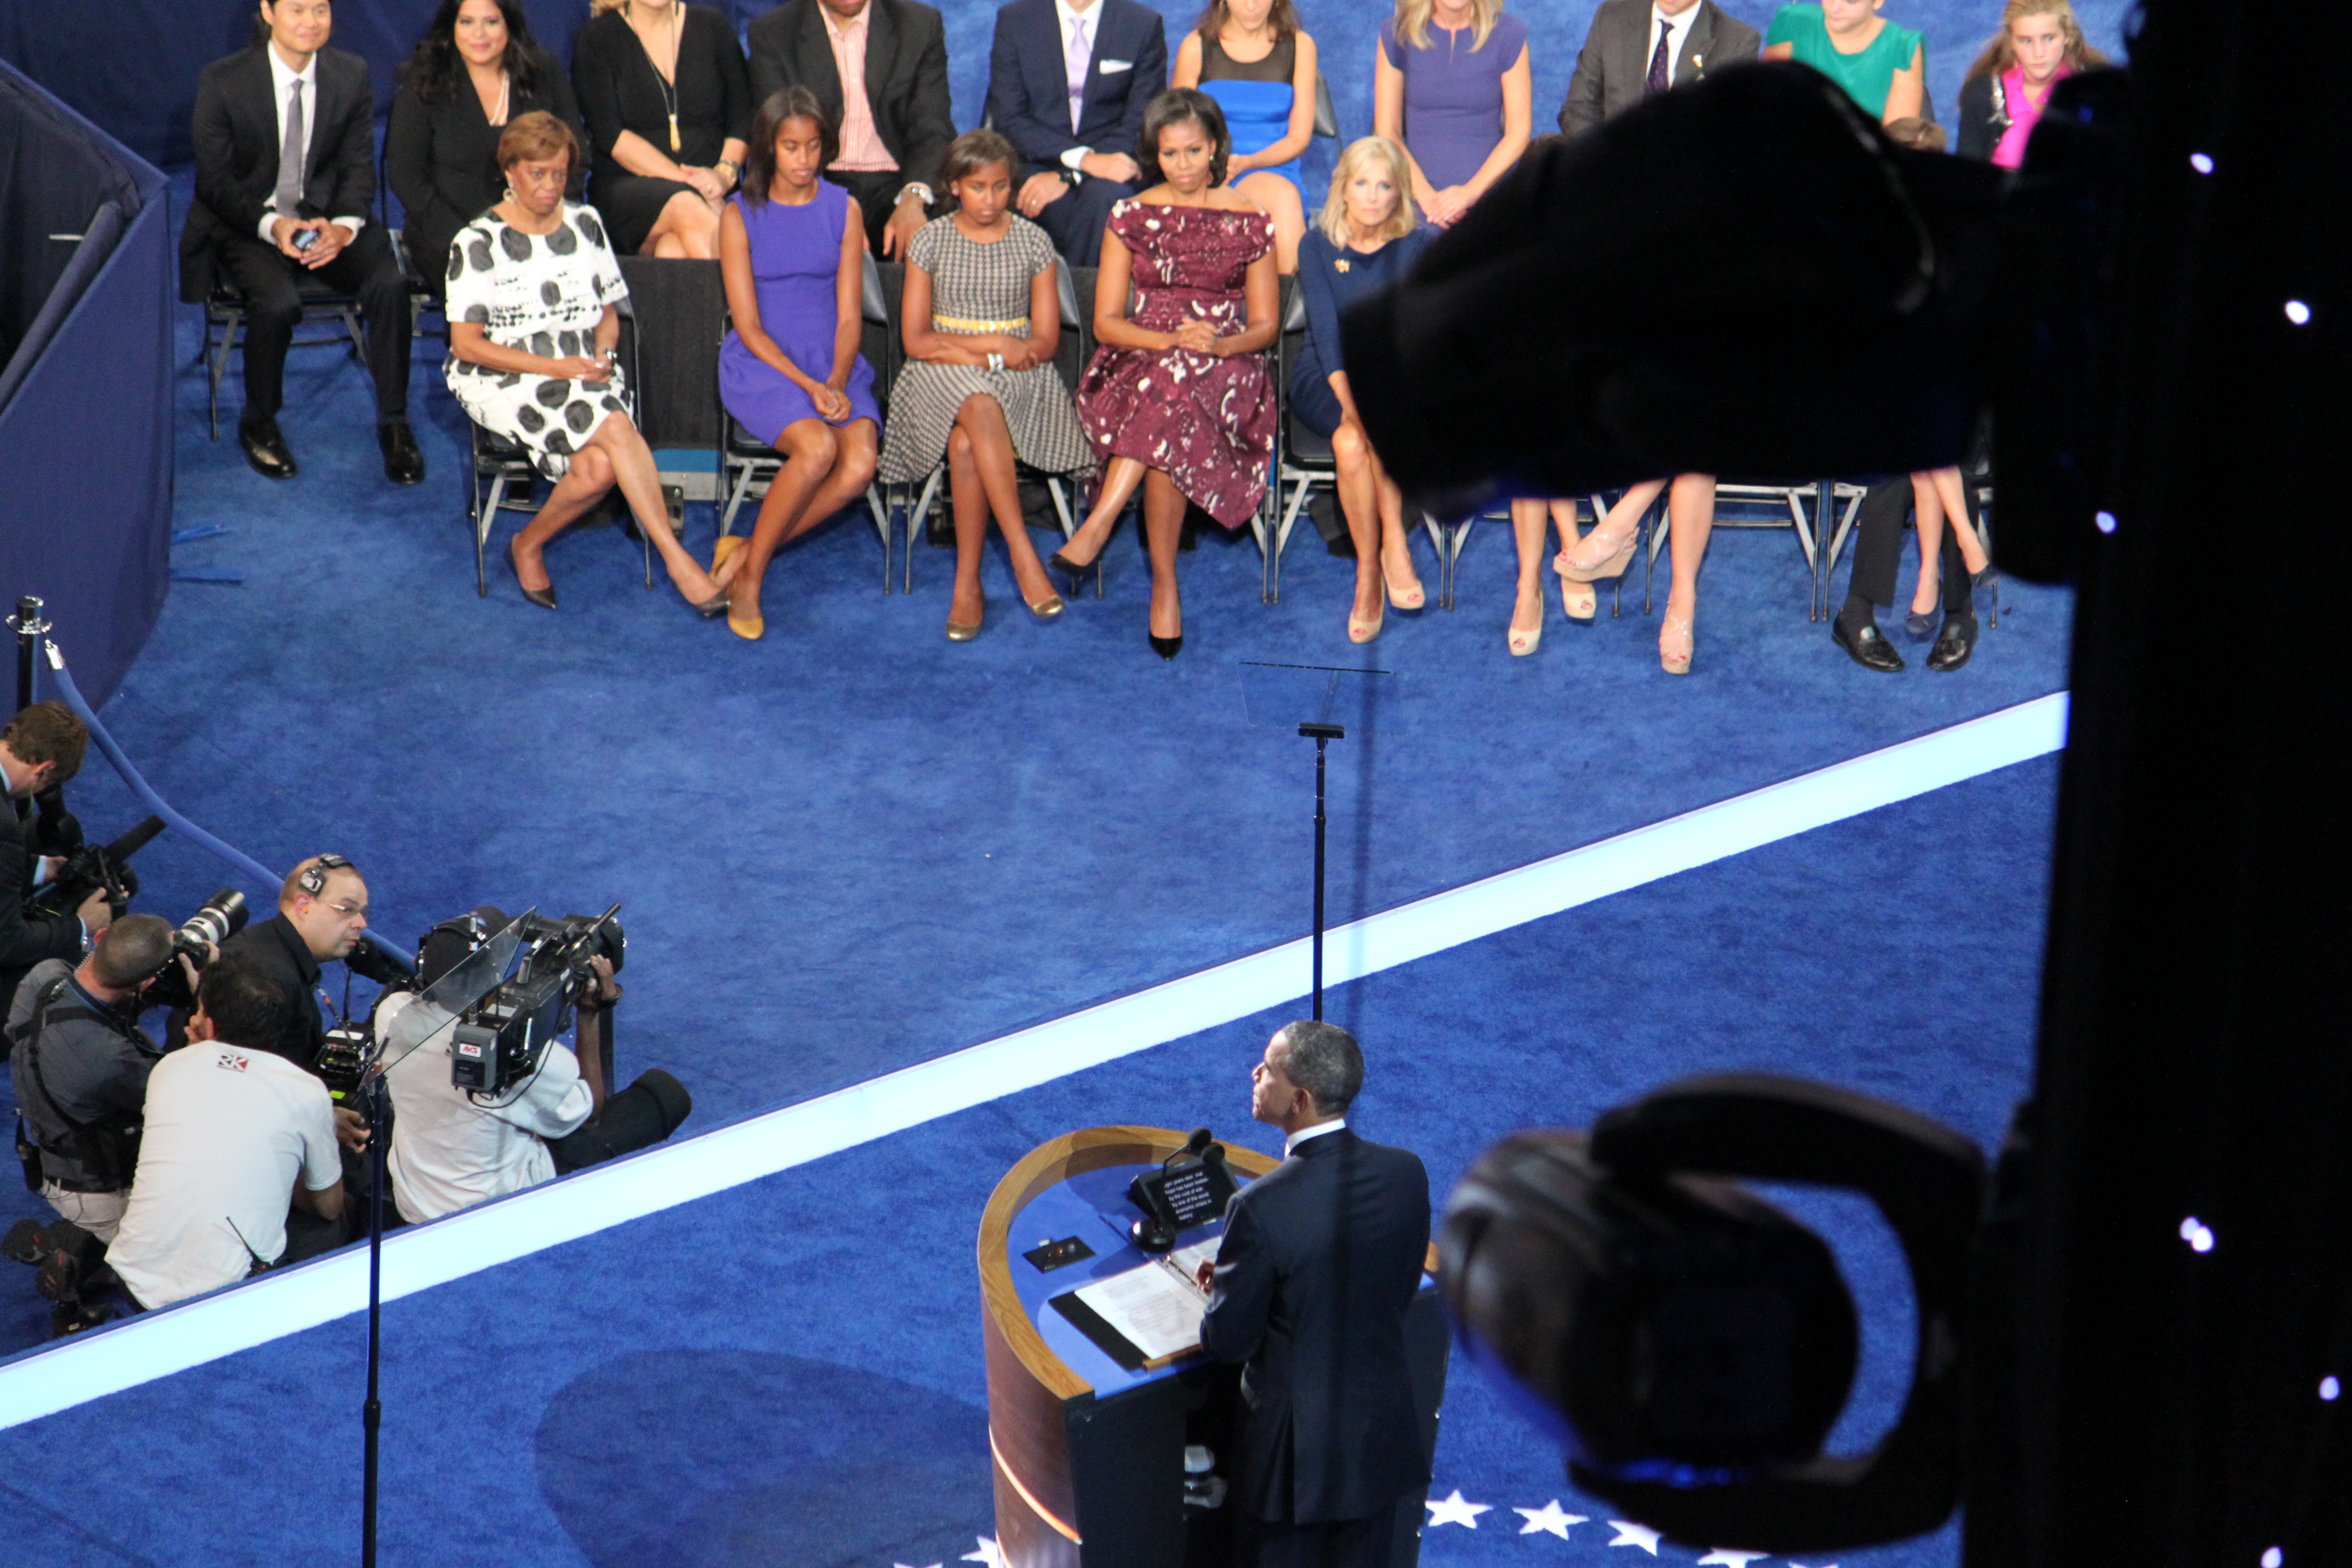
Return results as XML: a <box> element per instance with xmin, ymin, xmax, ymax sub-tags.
<box><xmin>1048</xmin><ymin>547</ymin><xmax>1097</xmax><ymax>596</ymax></box>
<box><xmin>1149</xmin><ymin>631</ymin><xmax>1183</xmax><ymax>661</ymax></box>
<box><xmin>508</xmin><ymin>544</ymin><xmax>557</xmax><ymax>610</ymax></box>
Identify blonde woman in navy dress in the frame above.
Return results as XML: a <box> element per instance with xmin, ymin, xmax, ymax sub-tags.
<box><xmin>717</xmin><ymin>89</ymin><xmax>883</xmax><ymax>640</ymax></box>
<box><xmin>446</xmin><ymin>112</ymin><xmax>735</xmax><ymax>615</ymax></box>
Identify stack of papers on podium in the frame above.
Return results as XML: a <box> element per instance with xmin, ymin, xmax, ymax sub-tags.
<box><xmin>1062</xmin><ymin>1238</ymin><xmax>1221</xmax><ymax>1366</ymax></box>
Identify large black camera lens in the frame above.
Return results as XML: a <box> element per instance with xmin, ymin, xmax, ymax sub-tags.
<box><xmin>175</xmin><ymin>888</ymin><xmax>249</xmax><ymax>961</ymax></box>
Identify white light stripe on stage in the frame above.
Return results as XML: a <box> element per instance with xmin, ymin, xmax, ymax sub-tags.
<box><xmin>0</xmin><ymin>692</ymin><xmax>2067</xmax><ymax>1430</ymax></box>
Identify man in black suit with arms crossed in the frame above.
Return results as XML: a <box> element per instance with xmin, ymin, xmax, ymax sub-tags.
<box><xmin>748</xmin><ymin>0</ymin><xmax>958</xmax><ymax>259</ymax></box>
<box><xmin>1197</xmin><ymin>1021</ymin><xmax>1432</xmax><ymax>1568</ymax></box>
<box><xmin>183</xmin><ymin>0</ymin><xmax>421</xmax><ymax>485</ymax></box>
<box><xmin>986</xmin><ymin>0</ymin><xmax>1167</xmax><ymax>269</ymax></box>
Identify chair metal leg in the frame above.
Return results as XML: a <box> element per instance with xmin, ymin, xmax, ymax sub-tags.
<box><xmin>208</xmin><ymin>310</ymin><xmax>240</xmax><ymax>442</ymax></box>
<box><xmin>340</xmin><ymin>305</ymin><xmax>366</xmax><ymax>363</ymax></box>
<box><xmin>907</xmin><ymin>467</ymin><xmax>944</xmax><ymax>595</ymax></box>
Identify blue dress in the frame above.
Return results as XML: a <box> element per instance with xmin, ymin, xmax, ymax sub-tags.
<box><xmin>1290</xmin><ymin>227</ymin><xmax>1430</xmax><ymax>436</ymax></box>
<box><xmin>1378</xmin><ymin>12</ymin><xmax>1531</xmax><ymax>194</ymax></box>
<box><xmin>1198</xmin><ymin>34</ymin><xmax>1304</xmax><ymax>203</ymax></box>
<box><xmin>719</xmin><ymin>181</ymin><xmax>881</xmax><ymax>442</ymax></box>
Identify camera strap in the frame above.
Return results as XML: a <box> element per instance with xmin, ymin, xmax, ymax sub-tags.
<box><xmin>14</xmin><ymin>978</ymin><xmax>146</xmax><ymax>1191</ymax></box>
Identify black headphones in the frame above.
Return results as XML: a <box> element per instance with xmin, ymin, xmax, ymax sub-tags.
<box><xmin>298</xmin><ymin>854</ymin><xmax>354</xmax><ymax>896</ymax></box>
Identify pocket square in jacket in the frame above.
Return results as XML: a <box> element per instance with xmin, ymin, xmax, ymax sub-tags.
<box><xmin>1099</xmin><ymin>58</ymin><xmax>1132</xmax><ymax>72</ymax></box>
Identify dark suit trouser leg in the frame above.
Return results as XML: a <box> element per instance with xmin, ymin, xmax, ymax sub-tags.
<box><xmin>1034</xmin><ymin>176</ymin><xmax>1135</xmax><ymax>269</ymax></box>
<box><xmin>1849</xmin><ymin>477</ymin><xmax>1975</xmax><ymax>618</ymax></box>
<box><xmin>214</xmin><ymin>233</ymin><xmax>305</xmax><ymax>429</ymax></box>
<box><xmin>547</xmin><ymin>1070</ymin><xmax>693</xmax><ymax>1174</ymax></box>
<box><xmin>307</xmin><ymin>224</ymin><xmax>413</xmax><ymax>423</ymax></box>
<box><xmin>1239</xmin><ymin>1502</ymin><xmax>1399</xmax><ymax>1568</ymax></box>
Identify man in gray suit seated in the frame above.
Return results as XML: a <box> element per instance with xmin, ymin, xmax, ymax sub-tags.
<box><xmin>1557</xmin><ymin>0</ymin><xmax>1760</xmax><ymax>138</ymax></box>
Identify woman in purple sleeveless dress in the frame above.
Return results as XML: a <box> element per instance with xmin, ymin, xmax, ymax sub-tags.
<box><xmin>716</xmin><ymin>89</ymin><xmax>881</xmax><ymax>640</ymax></box>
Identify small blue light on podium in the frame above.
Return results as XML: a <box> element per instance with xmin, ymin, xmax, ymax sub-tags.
<box><xmin>2189</xmin><ymin>152</ymin><xmax>2213</xmax><ymax>174</ymax></box>
<box><xmin>2178</xmin><ymin>1216</ymin><xmax>2215</xmax><ymax>1253</ymax></box>
<box><xmin>2321</xmin><ymin>1375</ymin><xmax>2341</xmax><ymax>1402</ymax></box>
<box><xmin>2094</xmin><ymin>510</ymin><xmax>2117</xmax><ymax>534</ymax></box>
<box><xmin>2285</xmin><ymin>300</ymin><xmax>2312</xmax><ymax>326</ymax></box>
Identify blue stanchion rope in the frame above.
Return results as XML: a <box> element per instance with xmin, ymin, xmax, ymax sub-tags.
<box><xmin>42</xmin><ymin>642</ymin><xmax>413</xmax><ymax>973</ymax></box>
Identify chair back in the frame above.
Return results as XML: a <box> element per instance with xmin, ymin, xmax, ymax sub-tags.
<box><xmin>1052</xmin><ymin>258</ymin><xmax>1087</xmax><ymax>395</ymax></box>
<box><xmin>617</xmin><ymin>256</ymin><xmax>726</xmax><ymax>447</ymax></box>
<box><xmin>867</xmin><ymin>254</ymin><xmax>902</xmax><ymax>416</ymax></box>
<box><xmin>1313</xmin><ymin>73</ymin><xmax>1339</xmax><ymax>142</ymax></box>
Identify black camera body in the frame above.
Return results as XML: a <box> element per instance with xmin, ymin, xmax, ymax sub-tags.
<box><xmin>317</xmin><ymin>1022</ymin><xmax>371</xmax><ymax>1106</ymax></box>
<box><xmin>29</xmin><ymin>814</ymin><xmax>162</xmax><ymax>923</ymax></box>
<box><xmin>448</xmin><ymin>909</ymin><xmax>621</xmax><ymax>1098</ymax></box>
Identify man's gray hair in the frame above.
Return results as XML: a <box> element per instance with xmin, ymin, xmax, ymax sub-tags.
<box><xmin>1277</xmin><ymin>1020</ymin><xmax>1363</xmax><ymax>1116</ymax></box>
<box><xmin>90</xmin><ymin>914</ymin><xmax>174</xmax><ymax>989</ymax></box>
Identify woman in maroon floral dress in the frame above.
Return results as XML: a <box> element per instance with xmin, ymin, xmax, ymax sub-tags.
<box><xmin>1051</xmin><ymin>89</ymin><xmax>1280</xmax><ymax>659</ymax></box>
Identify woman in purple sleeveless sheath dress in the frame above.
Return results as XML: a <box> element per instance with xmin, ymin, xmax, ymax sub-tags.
<box><xmin>716</xmin><ymin>91</ymin><xmax>881</xmax><ymax>639</ymax></box>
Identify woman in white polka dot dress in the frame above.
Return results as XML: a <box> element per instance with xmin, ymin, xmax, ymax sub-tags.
<box><xmin>445</xmin><ymin>111</ymin><xmax>735</xmax><ymax>614</ymax></box>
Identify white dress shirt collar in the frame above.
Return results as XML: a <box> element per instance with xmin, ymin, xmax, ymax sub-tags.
<box><xmin>1284</xmin><ymin>1117</ymin><xmax>1347</xmax><ymax>1158</ymax></box>
<box><xmin>1649</xmin><ymin>4</ymin><xmax>1700</xmax><ymax>86</ymax></box>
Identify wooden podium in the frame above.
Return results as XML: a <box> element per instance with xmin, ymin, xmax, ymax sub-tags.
<box><xmin>978</xmin><ymin>1126</ymin><xmax>1450</xmax><ymax>1568</ymax></box>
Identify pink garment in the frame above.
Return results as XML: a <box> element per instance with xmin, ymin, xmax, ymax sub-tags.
<box><xmin>822</xmin><ymin>4</ymin><xmax>897</xmax><ymax>173</ymax></box>
<box><xmin>1992</xmin><ymin>63</ymin><xmax>2068</xmax><ymax>169</ymax></box>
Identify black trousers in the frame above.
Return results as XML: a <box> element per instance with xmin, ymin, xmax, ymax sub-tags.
<box><xmin>825</xmin><ymin>169</ymin><xmax>938</xmax><ymax>258</ymax></box>
<box><xmin>213</xmin><ymin>223</ymin><xmax>411</xmax><ymax>427</ymax></box>
<box><xmin>1032</xmin><ymin>172</ymin><xmax>1136</xmax><ymax>269</ymax></box>
<box><xmin>549</xmin><ymin>1069</ymin><xmax>692</xmax><ymax>1173</ymax></box>
<box><xmin>1239</xmin><ymin>1501</ymin><xmax>1400</xmax><ymax>1568</ymax></box>
<box><xmin>1849</xmin><ymin>475</ymin><xmax>1977</xmax><ymax>617</ymax></box>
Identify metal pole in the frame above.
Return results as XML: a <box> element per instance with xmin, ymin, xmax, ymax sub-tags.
<box><xmin>12</xmin><ymin>596</ymin><xmax>48</xmax><ymax>711</ymax></box>
<box><xmin>1299</xmin><ymin>723</ymin><xmax>1344</xmax><ymax>1022</ymax></box>
<box><xmin>361</xmin><ymin>1070</ymin><xmax>386</xmax><ymax>1568</ymax></box>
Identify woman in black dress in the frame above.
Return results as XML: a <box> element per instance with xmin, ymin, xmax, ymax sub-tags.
<box><xmin>387</xmin><ymin>0</ymin><xmax>588</xmax><ymax>290</ymax></box>
<box><xmin>571</xmin><ymin>0</ymin><xmax>753</xmax><ymax>258</ymax></box>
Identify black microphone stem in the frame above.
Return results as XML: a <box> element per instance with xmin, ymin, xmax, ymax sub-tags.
<box><xmin>361</xmin><ymin>1069</ymin><xmax>386</xmax><ymax>1568</ymax></box>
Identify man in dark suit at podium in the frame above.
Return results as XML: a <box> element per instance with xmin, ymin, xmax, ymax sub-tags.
<box><xmin>182</xmin><ymin>0</ymin><xmax>420</xmax><ymax>485</ymax></box>
<box><xmin>1197</xmin><ymin>1022</ymin><xmax>1431</xmax><ymax>1568</ymax></box>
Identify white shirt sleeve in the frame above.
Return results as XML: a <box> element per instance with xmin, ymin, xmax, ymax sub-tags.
<box><xmin>295</xmin><ymin>1080</ymin><xmax>343</xmax><ymax>1192</ymax></box>
<box><xmin>486</xmin><ymin>1043</ymin><xmax>594</xmax><ymax>1141</ymax></box>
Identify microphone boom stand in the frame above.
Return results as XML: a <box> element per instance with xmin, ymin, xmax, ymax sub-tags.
<box><xmin>1299</xmin><ymin>722</ymin><xmax>1344</xmax><ymax>1020</ymax></box>
<box><xmin>360</xmin><ymin>1063</ymin><xmax>387</xmax><ymax>1567</ymax></box>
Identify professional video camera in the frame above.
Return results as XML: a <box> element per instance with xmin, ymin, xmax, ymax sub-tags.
<box><xmin>27</xmin><ymin>813</ymin><xmax>162</xmax><ymax>923</ymax></box>
<box><xmin>447</xmin><ymin>907</ymin><xmax>623</xmax><ymax>1099</ymax></box>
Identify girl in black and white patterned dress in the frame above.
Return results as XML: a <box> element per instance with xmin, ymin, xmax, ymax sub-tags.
<box><xmin>444</xmin><ymin>111</ymin><xmax>735</xmax><ymax>616</ymax></box>
<box><xmin>881</xmin><ymin>130</ymin><xmax>1091</xmax><ymax>641</ymax></box>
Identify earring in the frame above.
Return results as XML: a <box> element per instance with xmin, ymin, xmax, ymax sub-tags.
<box><xmin>503</xmin><ymin>187</ymin><xmax>517</xmax><ymax>204</ymax></box>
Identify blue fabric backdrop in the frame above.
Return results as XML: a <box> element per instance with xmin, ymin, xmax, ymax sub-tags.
<box><xmin>2</xmin><ymin>0</ymin><xmax>2133</xmax><ymax>172</ymax></box>
<box><xmin>0</xmin><ymin>58</ymin><xmax>172</xmax><ymax>706</ymax></box>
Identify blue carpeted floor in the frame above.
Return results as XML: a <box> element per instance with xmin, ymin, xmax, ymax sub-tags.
<box><xmin>0</xmin><ymin>753</ymin><xmax>2057</xmax><ymax>1566</ymax></box>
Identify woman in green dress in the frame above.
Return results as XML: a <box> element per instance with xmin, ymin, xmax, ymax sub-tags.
<box><xmin>1763</xmin><ymin>0</ymin><xmax>1924</xmax><ymax>124</ymax></box>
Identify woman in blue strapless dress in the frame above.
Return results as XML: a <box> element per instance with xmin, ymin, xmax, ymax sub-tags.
<box><xmin>717</xmin><ymin>88</ymin><xmax>882</xmax><ymax>639</ymax></box>
<box><xmin>1173</xmin><ymin>0</ymin><xmax>1319</xmax><ymax>272</ymax></box>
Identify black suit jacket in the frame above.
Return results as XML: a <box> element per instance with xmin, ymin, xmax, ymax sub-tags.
<box><xmin>984</xmin><ymin>0</ymin><xmax>1167</xmax><ymax>180</ymax></box>
<box><xmin>1557</xmin><ymin>0</ymin><xmax>1761</xmax><ymax>137</ymax></box>
<box><xmin>165</xmin><ymin>912</ymin><xmax>326</xmax><ymax>1072</ymax></box>
<box><xmin>181</xmin><ymin>44</ymin><xmax>380</xmax><ymax>303</ymax></box>
<box><xmin>385</xmin><ymin>45</ymin><xmax>588</xmax><ymax>289</ymax></box>
<box><xmin>0</xmin><ymin>800</ymin><xmax>84</xmax><ymax>1012</ymax></box>
<box><xmin>749</xmin><ymin>0</ymin><xmax>956</xmax><ymax>195</ymax></box>
<box><xmin>1199</xmin><ymin>1127</ymin><xmax>1432</xmax><ymax>1523</ymax></box>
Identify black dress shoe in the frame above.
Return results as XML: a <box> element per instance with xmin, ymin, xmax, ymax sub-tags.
<box><xmin>380</xmin><ymin>421</ymin><xmax>425</xmax><ymax>485</ymax></box>
<box><xmin>239</xmin><ymin>419</ymin><xmax>297</xmax><ymax>480</ymax></box>
<box><xmin>1832</xmin><ymin>615</ymin><xmax>1906</xmax><ymax>672</ymax></box>
<box><xmin>1927</xmin><ymin>612</ymin><xmax>1979</xmax><ymax>673</ymax></box>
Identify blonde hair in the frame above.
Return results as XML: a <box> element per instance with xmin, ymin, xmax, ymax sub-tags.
<box><xmin>1964</xmin><ymin>0</ymin><xmax>2107</xmax><ymax>82</ymax></box>
<box><xmin>1391</xmin><ymin>0</ymin><xmax>1503</xmax><ymax>53</ymax></box>
<box><xmin>1318</xmin><ymin>137</ymin><xmax>1418</xmax><ymax>247</ymax></box>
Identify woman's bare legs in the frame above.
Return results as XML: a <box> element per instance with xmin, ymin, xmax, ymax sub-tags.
<box><xmin>508</xmin><ymin>445</ymin><xmax>617</xmax><ymax>592</ymax></box>
<box><xmin>1331</xmin><ymin>418</ymin><xmax>1385</xmax><ymax>626</ymax></box>
<box><xmin>1235</xmin><ymin>172</ymin><xmax>1307</xmax><ymax>273</ymax></box>
<box><xmin>1909</xmin><ymin>466</ymin><xmax>1991</xmax><ymax>617</ymax></box>
<box><xmin>642</xmin><ymin>191</ymin><xmax>719</xmax><ymax>260</ymax></box>
<box><xmin>731</xmin><ymin>417</ymin><xmax>879</xmax><ymax>627</ymax></box>
<box><xmin>1371</xmin><ymin>450</ymin><xmax>1422</xmax><ymax>608</ymax></box>
<box><xmin>1142</xmin><ymin>468</ymin><xmax>1187</xmax><ymax>646</ymax></box>
<box><xmin>567</xmin><ymin>412</ymin><xmax>727</xmax><ymax>605</ymax></box>
<box><xmin>1053</xmin><ymin>455</ymin><xmax>1149</xmax><ymax>573</ymax></box>
<box><xmin>1509</xmin><ymin>497</ymin><xmax>1547</xmax><ymax>654</ymax></box>
<box><xmin>947</xmin><ymin>394</ymin><xmax>1057</xmax><ymax>630</ymax></box>
<box><xmin>1660</xmin><ymin>472</ymin><xmax>1715</xmax><ymax>674</ymax></box>
<box><xmin>1560</xmin><ymin>477</ymin><xmax>1665</xmax><ymax>577</ymax></box>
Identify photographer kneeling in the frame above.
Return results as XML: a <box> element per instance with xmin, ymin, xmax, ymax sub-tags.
<box><xmin>378</xmin><ymin>910</ymin><xmax>690</xmax><ymax>1224</ymax></box>
<box><xmin>106</xmin><ymin>953</ymin><xmax>352</xmax><ymax>1312</ymax></box>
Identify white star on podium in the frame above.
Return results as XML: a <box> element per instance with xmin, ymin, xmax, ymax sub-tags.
<box><xmin>893</xmin><ymin>1562</ymin><xmax>942</xmax><ymax>1568</ymax></box>
<box><xmin>1696</xmin><ymin>1552</ymin><xmax>1768</xmax><ymax>1567</ymax></box>
<box><xmin>1606</xmin><ymin>1520</ymin><xmax>1662</xmax><ymax>1554</ymax></box>
<box><xmin>1424</xmin><ymin>1489</ymin><xmax>1493</xmax><ymax>1528</ymax></box>
<box><xmin>1789</xmin><ymin>1562</ymin><xmax>1841</xmax><ymax>1568</ymax></box>
<box><xmin>959</xmin><ymin>1538</ymin><xmax>1003</xmax><ymax>1568</ymax></box>
<box><xmin>1513</xmin><ymin>1500</ymin><xmax>1589</xmax><ymax>1538</ymax></box>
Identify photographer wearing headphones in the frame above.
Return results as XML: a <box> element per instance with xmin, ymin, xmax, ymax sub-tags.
<box><xmin>377</xmin><ymin>909</ymin><xmax>690</xmax><ymax>1224</ymax></box>
<box><xmin>172</xmin><ymin>853</ymin><xmax>394</xmax><ymax>1070</ymax></box>
<box><xmin>106</xmin><ymin>952</ymin><xmax>347</xmax><ymax>1313</ymax></box>
<box><xmin>0</xmin><ymin>704</ymin><xmax>113</xmax><ymax>1012</ymax></box>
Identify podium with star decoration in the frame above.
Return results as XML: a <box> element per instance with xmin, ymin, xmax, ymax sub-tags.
<box><xmin>978</xmin><ymin>1126</ymin><xmax>1450</xmax><ymax>1568</ymax></box>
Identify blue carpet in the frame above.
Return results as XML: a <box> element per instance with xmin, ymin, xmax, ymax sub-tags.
<box><xmin>0</xmin><ymin>754</ymin><xmax>2056</xmax><ymax>1566</ymax></box>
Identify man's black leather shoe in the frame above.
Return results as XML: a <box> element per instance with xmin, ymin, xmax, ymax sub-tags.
<box><xmin>380</xmin><ymin>421</ymin><xmax>425</xmax><ymax>485</ymax></box>
<box><xmin>239</xmin><ymin>419</ymin><xmax>297</xmax><ymax>479</ymax></box>
<box><xmin>1928</xmin><ymin>612</ymin><xmax>1979</xmax><ymax>673</ymax></box>
<box><xmin>1832</xmin><ymin>614</ymin><xmax>1906</xmax><ymax>672</ymax></box>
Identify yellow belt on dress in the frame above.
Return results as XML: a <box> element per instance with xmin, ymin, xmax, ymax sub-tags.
<box><xmin>932</xmin><ymin>313</ymin><xmax>1030</xmax><ymax>334</ymax></box>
